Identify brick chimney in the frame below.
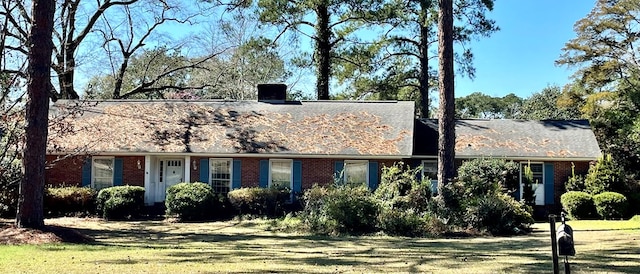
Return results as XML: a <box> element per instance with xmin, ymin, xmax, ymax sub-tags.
<box><xmin>257</xmin><ymin>84</ymin><xmax>286</xmax><ymax>103</ymax></box>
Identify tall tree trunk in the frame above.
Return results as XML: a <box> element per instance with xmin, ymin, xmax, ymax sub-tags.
<box><xmin>61</xmin><ymin>51</ymin><xmax>80</xmax><ymax>99</ymax></box>
<box><xmin>437</xmin><ymin>0</ymin><xmax>455</xmax><ymax>190</ymax></box>
<box><xmin>112</xmin><ymin>54</ymin><xmax>132</xmax><ymax>99</ymax></box>
<box><xmin>418</xmin><ymin>0</ymin><xmax>432</xmax><ymax>118</ymax></box>
<box><xmin>16</xmin><ymin>0</ymin><xmax>55</xmax><ymax>229</ymax></box>
<box><xmin>315</xmin><ymin>3</ymin><xmax>331</xmax><ymax>100</ymax></box>
<box><xmin>54</xmin><ymin>45</ymin><xmax>79</xmax><ymax>99</ymax></box>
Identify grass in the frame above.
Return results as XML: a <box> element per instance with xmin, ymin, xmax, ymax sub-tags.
<box><xmin>0</xmin><ymin>217</ymin><xmax>639</xmax><ymax>273</ymax></box>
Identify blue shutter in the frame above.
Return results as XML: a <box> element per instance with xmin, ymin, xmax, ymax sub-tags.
<box><xmin>293</xmin><ymin>160</ymin><xmax>302</xmax><ymax>197</ymax></box>
<box><xmin>81</xmin><ymin>157</ymin><xmax>92</xmax><ymax>187</ymax></box>
<box><xmin>259</xmin><ymin>160</ymin><xmax>269</xmax><ymax>188</ymax></box>
<box><xmin>544</xmin><ymin>163</ymin><xmax>555</xmax><ymax>205</ymax></box>
<box><xmin>369</xmin><ymin>161</ymin><xmax>379</xmax><ymax>190</ymax></box>
<box><xmin>232</xmin><ymin>160</ymin><xmax>241</xmax><ymax>189</ymax></box>
<box><xmin>334</xmin><ymin>161</ymin><xmax>344</xmax><ymax>184</ymax></box>
<box><xmin>200</xmin><ymin>158</ymin><xmax>209</xmax><ymax>183</ymax></box>
<box><xmin>113</xmin><ymin>158</ymin><xmax>124</xmax><ymax>186</ymax></box>
<box><xmin>431</xmin><ymin>181</ymin><xmax>438</xmax><ymax>195</ymax></box>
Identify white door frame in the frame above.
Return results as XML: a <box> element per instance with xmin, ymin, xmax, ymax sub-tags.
<box><xmin>156</xmin><ymin>158</ymin><xmax>184</xmax><ymax>202</ymax></box>
<box><xmin>519</xmin><ymin>162</ymin><xmax>545</xmax><ymax>206</ymax></box>
<box><xmin>144</xmin><ymin>155</ymin><xmax>192</xmax><ymax>204</ymax></box>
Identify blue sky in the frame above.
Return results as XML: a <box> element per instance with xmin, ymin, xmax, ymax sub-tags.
<box><xmin>455</xmin><ymin>0</ymin><xmax>595</xmax><ymax>99</ymax></box>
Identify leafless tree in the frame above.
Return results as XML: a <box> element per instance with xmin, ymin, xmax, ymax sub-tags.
<box><xmin>2</xmin><ymin>0</ymin><xmax>219</xmax><ymax>100</ymax></box>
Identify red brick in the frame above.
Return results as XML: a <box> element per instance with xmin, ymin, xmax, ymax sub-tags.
<box><xmin>45</xmin><ymin>155</ymin><xmax>87</xmax><ymax>186</ymax></box>
<box><xmin>46</xmin><ymin>155</ymin><xmax>144</xmax><ymax>187</ymax></box>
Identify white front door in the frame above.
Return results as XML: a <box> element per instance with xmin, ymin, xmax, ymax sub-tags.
<box><xmin>157</xmin><ymin>159</ymin><xmax>184</xmax><ymax>202</ymax></box>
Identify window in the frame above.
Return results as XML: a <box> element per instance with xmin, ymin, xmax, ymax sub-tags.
<box><xmin>92</xmin><ymin>157</ymin><xmax>114</xmax><ymax>190</ymax></box>
<box><xmin>269</xmin><ymin>159</ymin><xmax>292</xmax><ymax>189</ymax></box>
<box><xmin>344</xmin><ymin>160</ymin><xmax>368</xmax><ymax>185</ymax></box>
<box><xmin>210</xmin><ymin>159</ymin><xmax>232</xmax><ymax>194</ymax></box>
<box><xmin>421</xmin><ymin>160</ymin><xmax>439</xmax><ymax>194</ymax></box>
<box><xmin>421</xmin><ymin>160</ymin><xmax>437</xmax><ymax>181</ymax></box>
<box><xmin>520</xmin><ymin>162</ymin><xmax>545</xmax><ymax>205</ymax></box>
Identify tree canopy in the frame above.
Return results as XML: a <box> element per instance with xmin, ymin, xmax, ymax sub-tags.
<box><xmin>518</xmin><ymin>86</ymin><xmax>582</xmax><ymax>120</ymax></box>
<box><xmin>557</xmin><ymin>0</ymin><xmax>640</xmax><ymax>180</ymax></box>
<box><xmin>334</xmin><ymin>0</ymin><xmax>498</xmax><ymax>117</ymax></box>
<box><xmin>455</xmin><ymin>92</ymin><xmax>522</xmax><ymax>119</ymax></box>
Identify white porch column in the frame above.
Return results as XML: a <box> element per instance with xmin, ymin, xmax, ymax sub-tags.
<box><xmin>144</xmin><ymin>155</ymin><xmax>152</xmax><ymax>205</ymax></box>
<box><xmin>184</xmin><ymin>155</ymin><xmax>191</xmax><ymax>183</ymax></box>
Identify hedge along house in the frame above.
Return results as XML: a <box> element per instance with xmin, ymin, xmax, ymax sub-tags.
<box><xmin>45</xmin><ymin>86</ymin><xmax>415</xmax><ymax>205</ymax></box>
<box><xmin>414</xmin><ymin>119</ymin><xmax>602</xmax><ymax>213</ymax></box>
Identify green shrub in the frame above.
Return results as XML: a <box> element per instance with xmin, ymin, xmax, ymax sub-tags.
<box><xmin>593</xmin><ymin>192</ymin><xmax>628</xmax><ymax>219</ymax></box>
<box><xmin>429</xmin><ymin>181</ymin><xmax>466</xmax><ymax>227</ymax></box>
<box><xmin>300</xmin><ymin>184</ymin><xmax>331</xmax><ymax>232</ymax></box>
<box><xmin>96</xmin><ymin>185</ymin><xmax>145</xmax><ymax>220</ymax></box>
<box><xmin>374</xmin><ymin>162</ymin><xmax>433</xmax><ymax>236</ymax></box>
<box><xmin>521</xmin><ymin>163</ymin><xmax>537</xmax><ymax>207</ymax></box>
<box><xmin>431</xmin><ymin>160</ymin><xmax>533</xmax><ymax>235</ymax></box>
<box><xmin>227</xmin><ymin>187</ymin><xmax>290</xmax><ymax>217</ymax></box>
<box><xmin>44</xmin><ymin>186</ymin><xmax>96</xmax><ymax>217</ymax></box>
<box><xmin>301</xmin><ymin>184</ymin><xmax>379</xmax><ymax>235</ymax></box>
<box><xmin>466</xmin><ymin>193</ymin><xmax>533</xmax><ymax>235</ymax></box>
<box><xmin>323</xmin><ymin>185</ymin><xmax>379</xmax><ymax>234</ymax></box>
<box><xmin>0</xmin><ymin>159</ymin><xmax>20</xmax><ymax>217</ymax></box>
<box><xmin>584</xmin><ymin>154</ymin><xmax>625</xmax><ymax>195</ymax></box>
<box><xmin>457</xmin><ymin>158</ymin><xmax>520</xmax><ymax>195</ymax></box>
<box><xmin>375</xmin><ymin>162</ymin><xmax>431</xmax><ymax>212</ymax></box>
<box><xmin>565</xmin><ymin>163</ymin><xmax>586</xmax><ymax>192</ymax></box>
<box><xmin>378</xmin><ymin>208</ymin><xmax>429</xmax><ymax>237</ymax></box>
<box><xmin>560</xmin><ymin>191</ymin><xmax>596</xmax><ymax>220</ymax></box>
<box><xmin>166</xmin><ymin>182</ymin><xmax>225</xmax><ymax>221</ymax></box>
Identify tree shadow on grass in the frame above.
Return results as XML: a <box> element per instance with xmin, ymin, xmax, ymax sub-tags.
<box><xmin>43</xmin><ymin>225</ymin><xmax>95</xmax><ymax>244</ymax></box>
<box><xmin>39</xmin><ymin>220</ymin><xmax>640</xmax><ymax>273</ymax></box>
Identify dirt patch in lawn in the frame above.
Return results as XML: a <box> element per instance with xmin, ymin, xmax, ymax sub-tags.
<box><xmin>0</xmin><ymin>220</ymin><xmax>93</xmax><ymax>245</ymax></box>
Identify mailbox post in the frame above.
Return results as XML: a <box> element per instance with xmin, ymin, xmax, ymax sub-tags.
<box><xmin>549</xmin><ymin>214</ymin><xmax>559</xmax><ymax>274</ymax></box>
<box><xmin>550</xmin><ymin>213</ymin><xmax>575</xmax><ymax>274</ymax></box>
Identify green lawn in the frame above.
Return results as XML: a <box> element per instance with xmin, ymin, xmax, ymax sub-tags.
<box><xmin>0</xmin><ymin>217</ymin><xmax>638</xmax><ymax>273</ymax></box>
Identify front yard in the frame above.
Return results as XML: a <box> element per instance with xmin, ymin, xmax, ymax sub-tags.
<box><xmin>0</xmin><ymin>217</ymin><xmax>638</xmax><ymax>273</ymax></box>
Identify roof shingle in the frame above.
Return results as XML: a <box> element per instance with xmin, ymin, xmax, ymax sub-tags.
<box><xmin>414</xmin><ymin>119</ymin><xmax>601</xmax><ymax>159</ymax></box>
<box><xmin>48</xmin><ymin>100</ymin><xmax>415</xmax><ymax>156</ymax></box>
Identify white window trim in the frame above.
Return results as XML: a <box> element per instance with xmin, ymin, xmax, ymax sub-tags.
<box><xmin>92</xmin><ymin>156</ymin><xmax>115</xmax><ymax>189</ymax></box>
<box><xmin>344</xmin><ymin>160</ymin><xmax>369</xmax><ymax>185</ymax></box>
<box><xmin>421</xmin><ymin>159</ymin><xmax>439</xmax><ymax>194</ymax></box>
<box><xmin>209</xmin><ymin>158</ymin><xmax>233</xmax><ymax>192</ymax></box>
<box><xmin>269</xmin><ymin>159</ymin><xmax>293</xmax><ymax>189</ymax></box>
<box><xmin>519</xmin><ymin>161</ymin><xmax>545</xmax><ymax>205</ymax></box>
<box><xmin>421</xmin><ymin>159</ymin><xmax>438</xmax><ymax>181</ymax></box>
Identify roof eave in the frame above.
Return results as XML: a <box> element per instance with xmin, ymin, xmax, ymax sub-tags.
<box><xmin>46</xmin><ymin>151</ymin><xmax>412</xmax><ymax>160</ymax></box>
<box><xmin>412</xmin><ymin>154</ymin><xmax>601</xmax><ymax>162</ymax></box>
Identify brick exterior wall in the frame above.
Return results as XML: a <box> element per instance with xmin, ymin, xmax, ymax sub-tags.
<box><xmin>45</xmin><ymin>154</ymin><xmax>594</xmax><ymax>213</ymax></box>
<box><xmin>45</xmin><ymin>155</ymin><xmax>88</xmax><ymax>186</ymax></box>
<box><xmin>541</xmin><ymin>160</ymin><xmax>591</xmax><ymax>215</ymax></box>
<box><xmin>120</xmin><ymin>156</ymin><xmax>145</xmax><ymax>187</ymax></box>
<box><xmin>189</xmin><ymin>157</ymin><xmax>403</xmax><ymax>190</ymax></box>
<box><xmin>45</xmin><ymin>155</ymin><xmax>144</xmax><ymax>187</ymax></box>
<box><xmin>239</xmin><ymin>158</ymin><xmax>261</xmax><ymax>188</ymax></box>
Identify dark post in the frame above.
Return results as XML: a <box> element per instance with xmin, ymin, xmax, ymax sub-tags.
<box><xmin>559</xmin><ymin>213</ymin><xmax>574</xmax><ymax>274</ymax></box>
<box><xmin>550</xmin><ymin>214</ymin><xmax>559</xmax><ymax>274</ymax></box>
